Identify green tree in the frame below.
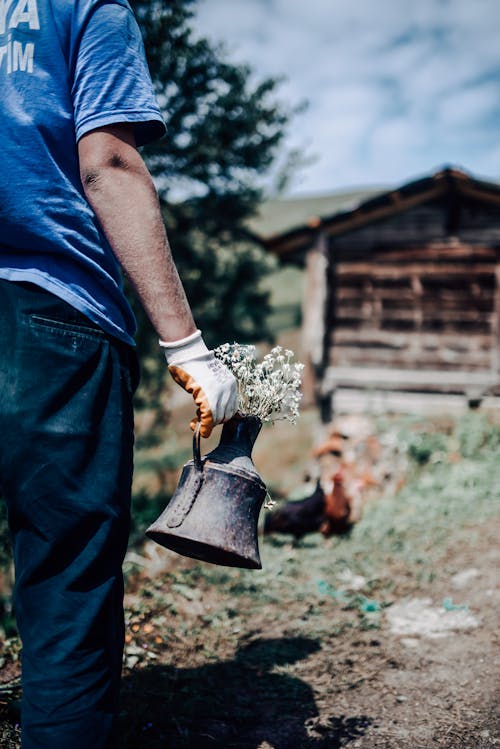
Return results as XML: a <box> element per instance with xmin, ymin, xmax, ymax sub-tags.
<box><xmin>129</xmin><ymin>0</ymin><xmax>292</xmax><ymax>347</ymax></box>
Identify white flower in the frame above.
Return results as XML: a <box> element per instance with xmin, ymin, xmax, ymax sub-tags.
<box><xmin>214</xmin><ymin>343</ymin><xmax>304</xmax><ymax>424</ymax></box>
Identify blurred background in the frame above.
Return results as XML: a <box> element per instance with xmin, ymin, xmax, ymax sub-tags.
<box><xmin>120</xmin><ymin>0</ymin><xmax>500</xmax><ymax>511</ymax></box>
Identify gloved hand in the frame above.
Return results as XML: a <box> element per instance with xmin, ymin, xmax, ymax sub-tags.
<box><xmin>160</xmin><ymin>330</ymin><xmax>239</xmax><ymax>438</ymax></box>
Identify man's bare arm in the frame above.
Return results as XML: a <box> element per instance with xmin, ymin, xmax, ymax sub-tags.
<box><xmin>78</xmin><ymin>123</ymin><xmax>196</xmax><ymax>342</ymax></box>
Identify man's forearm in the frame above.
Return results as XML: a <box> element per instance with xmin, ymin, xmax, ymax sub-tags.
<box><xmin>78</xmin><ymin>125</ymin><xmax>196</xmax><ymax>343</ymax></box>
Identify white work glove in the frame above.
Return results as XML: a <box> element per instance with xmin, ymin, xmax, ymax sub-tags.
<box><xmin>159</xmin><ymin>329</ymin><xmax>239</xmax><ymax>438</ymax></box>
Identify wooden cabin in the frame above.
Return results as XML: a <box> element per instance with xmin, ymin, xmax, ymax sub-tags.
<box><xmin>251</xmin><ymin>167</ymin><xmax>500</xmax><ymax>417</ymax></box>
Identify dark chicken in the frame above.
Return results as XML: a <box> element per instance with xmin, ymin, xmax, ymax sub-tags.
<box><xmin>263</xmin><ymin>473</ymin><xmax>354</xmax><ymax>540</ymax></box>
<box><xmin>263</xmin><ymin>480</ymin><xmax>326</xmax><ymax>540</ymax></box>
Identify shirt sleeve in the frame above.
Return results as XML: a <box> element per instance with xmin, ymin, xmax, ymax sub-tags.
<box><xmin>71</xmin><ymin>1</ymin><xmax>166</xmax><ymax>146</ymax></box>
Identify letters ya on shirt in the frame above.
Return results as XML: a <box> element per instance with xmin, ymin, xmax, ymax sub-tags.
<box><xmin>0</xmin><ymin>0</ymin><xmax>40</xmax><ymax>74</ymax></box>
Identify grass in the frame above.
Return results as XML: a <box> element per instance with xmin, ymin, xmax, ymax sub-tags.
<box><xmin>129</xmin><ymin>398</ymin><xmax>500</xmax><ymax>569</ymax></box>
<box><xmin>130</xmin><ymin>408</ymin><xmax>500</xmax><ymax>603</ymax></box>
<box><xmin>340</xmin><ymin>411</ymin><xmax>500</xmax><ymax>572</ymax></box>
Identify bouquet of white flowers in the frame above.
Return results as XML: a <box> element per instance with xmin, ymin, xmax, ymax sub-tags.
<box><xmin>214</xmin><ymin>343</ymin><xmax>304</xmax><ymax>424</ymax></box>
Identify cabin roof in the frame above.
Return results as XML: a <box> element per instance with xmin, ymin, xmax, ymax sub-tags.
<box><xmin>250</xmin><ymin>166</ymin><xmax>500</xmax><ymax>258</ymax></box>
<box><xmin>247</xmin><ymin>187</ymin><xmax>384</xmax><ymax>238</ymax></box>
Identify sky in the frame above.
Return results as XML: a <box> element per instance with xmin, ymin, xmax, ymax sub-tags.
<box><xmin>194</xmin><ymin>0</ymin><xmax>500</xmax><ymax>197</ymax></box>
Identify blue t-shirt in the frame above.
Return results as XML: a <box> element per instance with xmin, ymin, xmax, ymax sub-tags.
<box><xmin>0</xmin><ymin>0</ymin><xmax>166</xmax><ymax>345</ymax></box>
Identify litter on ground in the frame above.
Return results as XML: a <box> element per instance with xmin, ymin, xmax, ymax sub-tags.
<box><xmin>386</xmin><ymin>597</ymin><xmax>479</xmax><ymax>638</ymax></box>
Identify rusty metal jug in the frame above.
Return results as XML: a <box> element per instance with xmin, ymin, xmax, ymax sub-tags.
<box><xmin>146</xmin><ymin>415</ymin><xmax>266</xmax><ymax>569</ymax></box>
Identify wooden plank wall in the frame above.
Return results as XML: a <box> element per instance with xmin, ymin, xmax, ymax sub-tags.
<box><xmin>328</xmin><ymin>242</ymin><xmax>498</xmax><ymax>375</ymax></box>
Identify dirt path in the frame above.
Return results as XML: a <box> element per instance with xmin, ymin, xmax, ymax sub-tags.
<box><xmin>299</xmin><ymin>518</ymin><xmax>499</xmax><ymax>749</ymax></box>
<box><xmin>112</xmin><ymin>513</ymin><xmax>499</xmax><ymax>749</ymax></box>
<box><xmin>0</xmin><ymin>522</ymin><xmax>498</xmax><ymax>749</ymax></box>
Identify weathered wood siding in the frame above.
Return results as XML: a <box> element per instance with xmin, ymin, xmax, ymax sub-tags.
<box><xmin>325</xmin><ymin>198</ymin><xmax>500</xmax><ymax>394</ymax></box>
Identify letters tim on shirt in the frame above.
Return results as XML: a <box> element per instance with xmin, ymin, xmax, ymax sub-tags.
<box><xmin>0</xmin><ymin>0</ymin><xmax>40</xmax><ymax>74</ymax></box>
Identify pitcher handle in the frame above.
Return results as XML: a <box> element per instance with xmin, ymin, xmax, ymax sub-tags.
<box><xmin>193</xmin><ymin>422</ymin><xmax>203</xmax><ymax>473</ymax></box>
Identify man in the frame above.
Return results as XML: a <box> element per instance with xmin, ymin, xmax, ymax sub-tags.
<box><xmin>0</xmin><ymin>0</ymin><xmax>238</xmax><ymax>746</ymax></box>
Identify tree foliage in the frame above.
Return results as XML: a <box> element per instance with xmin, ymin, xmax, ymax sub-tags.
<box><xmin>130</xmin><ymin>0</ymin><xmax>289</xmax><ymax>202</ymax></box>
<box><xmin>129</xmin><ymin>0</ymin><xmax>291</xmax><ymax>349</ymax></box>
<box><xmin>126</xmin><ymin>0</ymin><xmax>294</xmax><ymax>420</ymax></box>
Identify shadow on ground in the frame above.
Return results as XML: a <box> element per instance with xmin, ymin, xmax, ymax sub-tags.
<box><xmin>118</xmin><ymin>636</ymin><xmax>373</xmax><ymax>748</ymax></box>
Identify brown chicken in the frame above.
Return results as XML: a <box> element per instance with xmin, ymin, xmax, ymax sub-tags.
<box><xmin>320</xmin><ymin>471</ymin><xmax>353</xmax><ymax>537</ymax></box>
<box><xmin>312</xmin><ymin>430</ymin><xmax>346</xmax><ymax>458</ymax></box>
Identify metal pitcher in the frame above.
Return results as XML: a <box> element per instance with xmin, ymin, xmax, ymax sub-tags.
<box><xmin>146</xmin><ymin>415</ymin><xmax>266</xmax><ymax>569</ymax></box>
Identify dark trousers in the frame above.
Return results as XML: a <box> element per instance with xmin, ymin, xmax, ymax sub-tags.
<box><xmin>0</xmin><ymin>280</ymin><xmax>138</xmax><ymax>748</ymax></box>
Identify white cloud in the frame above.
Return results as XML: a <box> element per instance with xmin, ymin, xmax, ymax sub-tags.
<box><xmin>194</xmin><ymin>0</ymin><xmax>500</xmax><ymax>194</ymax></box>
<box><xmin>438</xmin><ymin>82</ymin><xmax>499</xmax><ymax>128</ymax></box>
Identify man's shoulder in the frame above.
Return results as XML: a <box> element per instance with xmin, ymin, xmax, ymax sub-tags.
<box><xmin>46</xmin><ymin>0</ymin><xmax>134</xmax><ymax>21</ymax></box>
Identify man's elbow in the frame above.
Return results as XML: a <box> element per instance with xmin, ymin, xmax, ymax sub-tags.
<box><xmin>80</xmin><ymin>165</ymin><xmax>103</xmax><ymax>191</ymax></box>
<box><xmin>78</xmin><ymin>124</ymin><xmax>143</xmax><ymax>193</ymax></box>
<box><xmin>80</xmin><ymin>154</ymin><xmax>149</xmax><ymax>199</ymax></box>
